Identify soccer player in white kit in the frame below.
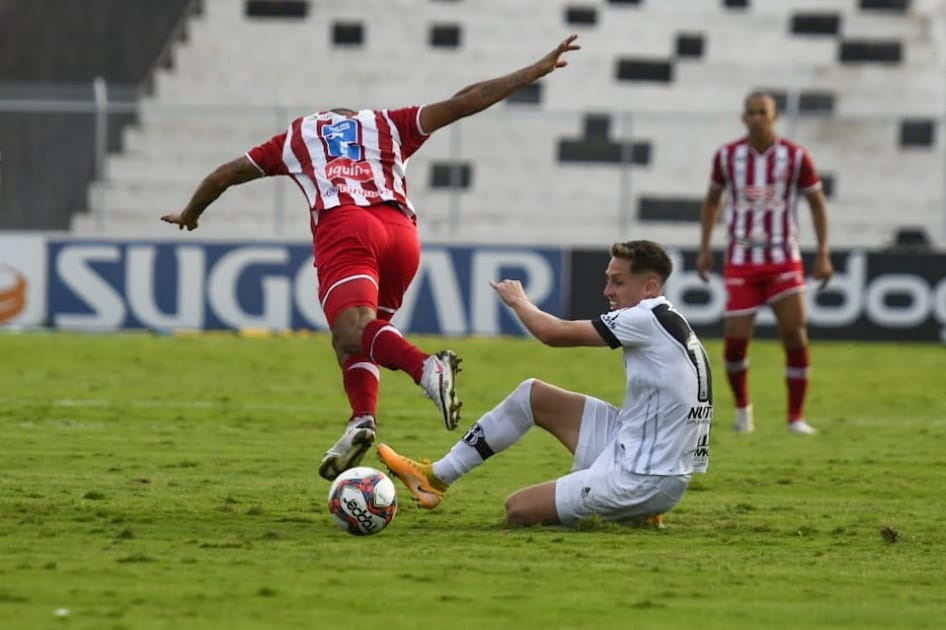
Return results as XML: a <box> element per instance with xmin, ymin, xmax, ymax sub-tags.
<box><xmin>378</xmin><ymin>240</ymin><xmax>712</xmax><ymax>527</ymax></box>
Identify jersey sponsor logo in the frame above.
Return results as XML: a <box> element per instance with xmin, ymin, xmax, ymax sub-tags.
<box><xmin>330</xmin><ymin>183</ymin><xmax>382</xmax><ymax>198</ymax></box>
<box><xmin>321</xmin><ymin>119</ymin><xmax>362</xmax><ymax>160</ymax></box>
<box><xmin>686</xmin><ymin>405</ymin><xmax>713</xmax><ymax>422</ymax></box>
<box><xmin>742</xmin><ymin>184</ymin><xmax>778</xmax><ymax>202</ymax></box>
<box><xmin>325</xmin><ymin>158</ymin><xmax>373</xmax><ymax>182</ymax></box>
<box><xmin>693</xmin><ymin>434</ymin><xmax>710</xmax><ymax>459</ymax></box>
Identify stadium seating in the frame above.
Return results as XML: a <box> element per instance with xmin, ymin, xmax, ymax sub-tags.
<box><xmin>72</xmin><ymin>0</ymin><xmax>946</xmax><ymax>250</ymax></box>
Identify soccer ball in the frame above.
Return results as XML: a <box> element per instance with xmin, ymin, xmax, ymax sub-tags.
<box><xmin>327</xmin><ymin>466</ymin><xmax>398</xmax><ymax>536</ymax></box>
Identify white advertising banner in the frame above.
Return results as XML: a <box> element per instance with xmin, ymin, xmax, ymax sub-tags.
<box><xmin>0</xmin><ymin>234</ymin><xmax>46</xmax><ymax>327</ymax></box>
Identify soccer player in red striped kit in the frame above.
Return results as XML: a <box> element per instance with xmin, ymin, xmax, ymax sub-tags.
<box><xmin>697</xmin><ymin>92</ymin><xmax>833</xmax><ymax>435</ymax></box>
<box><xmin>162</xmin><ymin>34</ymin><xmax>582</xmax><ymax>479</ymax></box>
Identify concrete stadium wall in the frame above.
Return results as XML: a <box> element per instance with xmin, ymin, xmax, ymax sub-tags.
<box><xmin>71</xmin><ymin>0</ymin><xmax>946</xmax><ymax>250</ymax></box>
<box><xmin>0</xmin><ymin>0</ymin><xmax>194</xmax><ymax>83</ymax></box>
<box><xmin>0</xmin><ymin>0</ymin><xmax>195</xmax><ymax>230</ymax></box>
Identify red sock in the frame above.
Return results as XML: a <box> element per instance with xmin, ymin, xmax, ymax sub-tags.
<box><xmin>342</xmin><ymin>355</ymin><xmax>380</xmax><ymax>420</ymax></box>
<box><xmin>724</xmin><ymin>337</ymin><xmax>750</xmax><ymax>408</ymax></box>
<box><xmin>785</xmin><ymin>345</ymin><xmax>809</xmax><ymax>423</ymax></box>
<box><xmin>361</xmin><ymin>319</ymin><xmax>427</xmax><ymax>382</ymax></box>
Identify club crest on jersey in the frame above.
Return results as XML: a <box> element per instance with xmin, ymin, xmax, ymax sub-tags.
<box><xmin>322</xmin><ymin>119</ymin><xmax>362</xmax><ymax>160</ymax></box>
<box><xmin>326</xmin><ymin>158</ymin><xmax>373</xmax><ymax>182</ymax></box>
<box><xmin>743</xmin><ymin>184</ymin><xmax>778</xmax><ymax>201</ymax></box>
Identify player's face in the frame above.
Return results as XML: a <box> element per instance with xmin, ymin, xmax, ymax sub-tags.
<box><xmin>603</xmin><ymin>257</ymin><xmax>652</xmax><ymax>310</ymax></box>
<box><xmin>742</xmin><ymin>95</ymin><xmax>777</xmax><ymax>137</ymax></box>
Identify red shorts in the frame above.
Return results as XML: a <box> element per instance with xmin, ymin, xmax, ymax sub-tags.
<box><xmin>313</xmin><ymin>203</ymin><xmax>420</xmax><ymax>327</ymax></box>
<box><xmin>723</xmin><ymin>260</ymin><xmax>806</xmax><ymax>316</ymax></box>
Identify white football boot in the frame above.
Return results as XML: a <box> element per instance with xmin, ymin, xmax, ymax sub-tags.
<box><xmin>420</xmin><ymin>350</ymin><xmax>462</xmax><ymax>430</ymax></box>
<box><xmin>787</xmin><ymin>419</ymin><xmax>817</xmax><ymax>434</ymax></box>
<box><xmin>318</xmin><ymin>415</ymin><xmax>377</xmax><ymax>481</ymax></box>
<box><xmin>733</xmin><ymin>405</ymin><xmax>755</xmax><ymax>433</ymax></box>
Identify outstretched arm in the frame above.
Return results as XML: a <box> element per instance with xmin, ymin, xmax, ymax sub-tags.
<box><xmin>419</xmin><ymin>34</ymin><xmax>581</xmax><ymax>134</ymax></box>
<box><xmin>491</xmin><ymin>279</ymin><xmax>605</xmax><ymax>347</ymax></box>
<box><xmin>161</xmin><ymin>156</ymin><xmax>262</xmax><ymax>231</ymax></box>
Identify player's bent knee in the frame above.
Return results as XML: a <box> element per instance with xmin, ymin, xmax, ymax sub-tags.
<box><xmin>504</xmin><ymin>495</ymin><xmax>531</xmax><ymax>527</ymax></box>
<box><xmin>515</xmin><ymin>378</ymin><xmax>537</xmax><ymax>397</ymax></box>
<box><xmin>332</xmin><ymin>307</ymin><xmax>376</xmax><ymax>354</ymax></box>
<box><xmin>334</xmin><ymin>327</ymin><xmax>363</xmax><ymax>355</ymax></box>
<box><xmin>504</xmin><ymin>483</ymin><xmax>559</xmax><ymax>527</ymax></box>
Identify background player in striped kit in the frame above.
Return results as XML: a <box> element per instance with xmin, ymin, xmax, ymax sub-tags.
<box><xmin>161</xmin><ymin>34</ymin><xmax>581</xmax><ymax>480</ymax></box>
<box><xmin>697</xmin><ymin>91</ymin><xmax>833</xmax><ymax>435</ymax></box>
<box><xmin>379</xmin><ymin>241</ymin><xmax>712</xmax><ymax>528</ymax></box>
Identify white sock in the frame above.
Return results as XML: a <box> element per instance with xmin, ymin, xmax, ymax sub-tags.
<box><xmin>432</xmin><ymin>379</ymin><xmax>536</xmax><ymax>484</ymax></box>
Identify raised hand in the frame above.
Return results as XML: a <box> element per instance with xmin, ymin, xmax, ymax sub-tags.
<box><xmin>160</xmin><ymin>211</ymin><xmax>199</xmax><ymax>231</ymax></box>
<box><xmin>536</xmin><ymin>34</ymin><xmax>581</xmax><ymax>76</ymax></box>
<box><xmin>490</xmin><ymin>279</ymin><xmax>530</xmax><ymax>308</ymax></box>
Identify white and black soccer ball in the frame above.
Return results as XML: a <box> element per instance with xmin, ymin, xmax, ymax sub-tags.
<box><xmin>327</xmin><ymin>466</ymin><xmax>398</xmax><ymax>536</ymax></box>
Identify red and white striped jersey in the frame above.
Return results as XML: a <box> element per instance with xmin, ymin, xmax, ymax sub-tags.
<box><xmin>246</xmin><ymin>106</ymin><xmax>429</xmax><ymax>222</ymax></box>
<box><xmin>710</xmin><ymin>137</ymin><xmax>821</xmax><ymax>266</ymax></box>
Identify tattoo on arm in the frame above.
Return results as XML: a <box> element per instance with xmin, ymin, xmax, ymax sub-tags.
<box><xmin>477</xmin><ymin>67</ymin><xmax>535</xmax><ymax>101</ymax></box>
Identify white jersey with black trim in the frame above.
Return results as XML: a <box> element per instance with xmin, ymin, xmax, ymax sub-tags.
<box><xmin>591</xmin><ymin>296</ymin><xmax>713</xmax><ymax>475</ymax></box>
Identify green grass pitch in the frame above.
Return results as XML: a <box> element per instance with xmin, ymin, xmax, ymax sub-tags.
<box><xmin>1</xmin><ymin>331</ymin><xmax>944</xmax><ymax>629</ymax></box>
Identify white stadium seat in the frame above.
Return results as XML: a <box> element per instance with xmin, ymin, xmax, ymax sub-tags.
<box><xmin>75</xmin><ymin>0</ymin><xmax>946</xmax><ymax>250</ymax></box>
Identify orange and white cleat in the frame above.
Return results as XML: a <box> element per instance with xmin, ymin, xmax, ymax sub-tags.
<box><xmin>377</xmin><ymin>443</ymin><xmax>449</xmax><ymax>509</ymax></box>
<box><xmin>647</xmin><ymin>514</ymin><xmax>665</xmax><ymax>529</ymax></box>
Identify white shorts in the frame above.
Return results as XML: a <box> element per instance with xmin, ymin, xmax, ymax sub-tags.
<box><xmin>554</xmin><ymin>396</ymin><xmax>691</xmax><ymax>527</ymax></box>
